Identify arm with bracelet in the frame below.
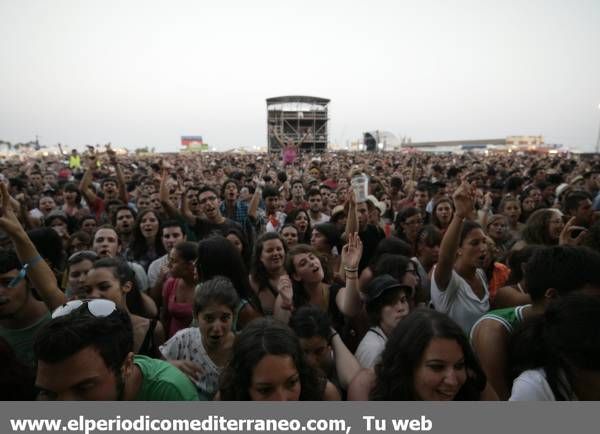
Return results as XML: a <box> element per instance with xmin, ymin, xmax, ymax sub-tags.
<box><xmin>0</xmin><ymin>183</ymin><xmax>67</xmax><ymax>311</ymax></box>
<box><xmin>335</xmin><ymin>232</ymin><xmax>363</xmax><ymax>318</ymax></box>
<box><xmin>329</xmin><ymin>329</ymin><xmax>361</xmax><ymax>390</ymax></box>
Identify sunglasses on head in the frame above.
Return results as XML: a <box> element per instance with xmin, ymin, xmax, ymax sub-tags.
<box><xmin>51</xmin><ymin>299</ymin><xmax>117</xmax><ymax>320</ymax></box>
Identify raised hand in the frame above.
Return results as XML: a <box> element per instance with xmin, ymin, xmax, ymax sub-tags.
<box><xmin>0</xmin><ymin>182</ymin><xmax>24</xmax><ymax>236</ymax></box>
<box><xmin>346</xmin><ymin>188</ymin><xmax>356</xmax><ymax>208</ymax></box>
<box><xmin>277</xmin><ymin>274</ymin><xmax>294</xmax><ymax>311</ymax></box>
<box><xmin>483</xmin><ymin>192</ymin><xmax>493</xmax><ymax>209</ymax></box>
<box><xmin>559</xmin><ymin>216</ymin><xmax>587</xmax><ymax>246</ymax></box>
<box><xmin>253</xmin><ymin>166</ymin><xmax>267</xmax><ymax>189</ymax></box>
<box><xmin>342</xmin><ymin>232</ymin><xmax>363</xmax><ymax>270</ymax></box>
<box><xmin>453</xmin><ymin>182</ymin><xmax>475</xmax><ymax>219</ymax></box>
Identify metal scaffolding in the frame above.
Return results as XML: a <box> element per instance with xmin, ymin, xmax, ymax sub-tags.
<box><xmin>266</xmin><ymin>95</ymin><xmax>330</xmax><ymax>153</ymax></box>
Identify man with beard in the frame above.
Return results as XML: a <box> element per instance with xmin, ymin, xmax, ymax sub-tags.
<box><xmin>307</xmin><ymin>189</ymin><xmax>330</xmax><ymax>226</ymax></box>
<box><xmin>284</xmin><ymin>179</ymin><xmax>309</xmax><ymax>214</ymax></box>
<box><xmin>112</xmin><ymin>205</ymin><xmax>136</xmax><ymax>250</ymax></box>
<box><xmin>91</xmin><ymin>226</ymin><xmax>150</xmax><ymax>295</ymax></box>
<box><xmin>34</xmin><ymin>300</ymin><xmax>197</xmax><ymax>400</ymax></box>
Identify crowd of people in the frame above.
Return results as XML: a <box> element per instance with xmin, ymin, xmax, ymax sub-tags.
<box><xmin>1</xmin><ymin>144</ymin><xmax>600</xmax><ymax>401</ymax></box>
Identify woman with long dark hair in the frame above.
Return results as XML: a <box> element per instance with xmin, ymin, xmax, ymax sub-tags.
<box><xmin>196</xmin><ymin>236</ymin><xmax>262</xmax><ymax>330</ymax></box>
<box><xmin>310</xmin><ymin>222</ymin><xmax>342</xmax><ymax>283</ymax></box>
<box><xmin>60</xmin><ymin>182</ymin><xmax>89</xmax><ymax>220</ymax></box>
<box><xmin>274</xmin><ymin>234</ymin><xmax>363</xmax><ymax>333</ymax></box>
<box><xmin>348</xmin><ymin>309</ymin><xmax>491</xmax><ymax>400</ymax></box>
<box><xmin>223</xmin><ymin>226</ymin><xmax>251</xmax><ymax>268</ymax></box>
<box><xmin>286</xmin><ymin>209</ymin><xmax>312</xmax><ymax>244</ymax></box>
<box><xmin>431</xmin><ymin>197</ymin><xmax>454</xmax><ymax>234</ymax></box>
<box><xmin>162</xmin><ymin>241</ymin><xmax>198</xmax><ymax>338</ymax></box>
<box><xmin>249</xmin><ymin>232</ymin><xmax>289</xmax><ymax>316</ymax></box>
<box><xmin>218</xmin><ymin>318</ymin><xmax>340</xmax><ymax>400</ymax></box>
<box><xmin>412</xmin><ymin>225</ymin><xmax>442</xmax><ymax>306</ymax></box>
<box><xmin>520</xmin><ymin>208</ymin><xmax>564</xmax><ymax>247</ymax></box>
<box><xmin>81</xmin><ymin>257</ymin><xmax>165</xmax><ymax>357</ymax></box>
<box><xmin>127</xmin><ymin>209</ymin><xmax>166</xmax><ymax>271</ymax></box>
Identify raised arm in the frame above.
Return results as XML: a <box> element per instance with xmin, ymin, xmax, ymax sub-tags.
<box><xmin>159</xmin><ymin>168</ymin><xmax>184</xmax><ymax>219</ymax></box>
<box><xmin>479</xmin><ymin>192</ymin><xmax>493</xmax><ymax>227</ymax></box>
<box><xmin>248</xmin><ymin>168</ymin><xmax>266</xmax><ymax>220</ymax></box>
<box><xmin>343</xmin><ymin>189</ymin><xmax>358</xmax><ymax>239</ymax></box>
<box><xmin>336</xmin><ymin>232</ymin><xmax>364</xmax><ymax>317</ymax></box>
<box><xmin>433</xmin><ymin>182</ymin><xmax>474</xmax><ymax>291</ymax></box>
<box><xmin>179</xmin><ymin>190</ymin><xmax>197</xmax><ymax>226</ymax></box>
<box><xmin>296</xmin><ymin>130</ymin><xmax>310</xmax><ymax>148</ymax></box>
<box><xmin>79</xmin><ymin>154</ymin><xmax>99</xmax><ymax>205</ymax></box>
<box><xmin>0</xmin><ymin>183</ymin><xmax>67</xmax><ymax>311</ymax></box>
<box><xmin>107</xmin><ymin>145</ymin><xmax>128</xmax><ymax>204</ymax></box>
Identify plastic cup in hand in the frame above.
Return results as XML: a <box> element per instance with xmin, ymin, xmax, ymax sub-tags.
<box><xmin>351</xmin><ymin>174</ymin><xmax>369</xmax><ymax>203</ymax></box>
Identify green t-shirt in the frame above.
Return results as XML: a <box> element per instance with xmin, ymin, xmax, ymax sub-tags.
<box><xmin>0</xmin><ymin>312</ymin><xmax>51</xmax><ymax>367</ymax></box>
<box><xmin>133</xmin><ymin>355</ymin><xmax>199</xmax><ymax>401</ymax></box>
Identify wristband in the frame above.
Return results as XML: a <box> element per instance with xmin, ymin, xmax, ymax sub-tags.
<box><xmin>26</xmin><ymin>255</ymin><xmax>43</xmax><ymax>267</ymax></box>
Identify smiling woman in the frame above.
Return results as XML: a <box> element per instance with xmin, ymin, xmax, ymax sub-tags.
<box><xmin>348</xmin><ymin>309</ymin><xmax>489</xmax><ymax>401</ymax></box>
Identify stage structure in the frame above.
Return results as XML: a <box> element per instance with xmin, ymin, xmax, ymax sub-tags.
<box><xmin>266</xmin><ymin>96</ymin><xmax>330</xmax><ymax>153</ymax></box>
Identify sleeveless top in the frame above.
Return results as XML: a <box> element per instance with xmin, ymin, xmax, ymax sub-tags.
<box><xmin>163</xmin><ymin>277</ymin><xmax>194</xmax><ymax>338</ymax></box>
<box><xmin>137</xmin><ymin>318</ymin><xmax>160</xmax><ymax>358</ymax></box>
<box><xmin>469</xmin><ymin>304</ymin><xmax>530</xmax><ymax>341</ymax></box>
<box><xmin>232</xmin><ymin>299</ymin><xmax>249</xmax><ymax>332</ymax></box>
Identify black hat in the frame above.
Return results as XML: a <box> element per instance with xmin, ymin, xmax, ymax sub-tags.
<box><xmin>365</xmin><ymin>274</ymin><xmax>412</xmax><ymax>303</ymax></box>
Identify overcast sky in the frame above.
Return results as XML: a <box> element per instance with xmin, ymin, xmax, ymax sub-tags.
<box><xmin>1</xmin><ymin>0</ymin><xmax>599</xmax><ymax>152</ymax></box>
